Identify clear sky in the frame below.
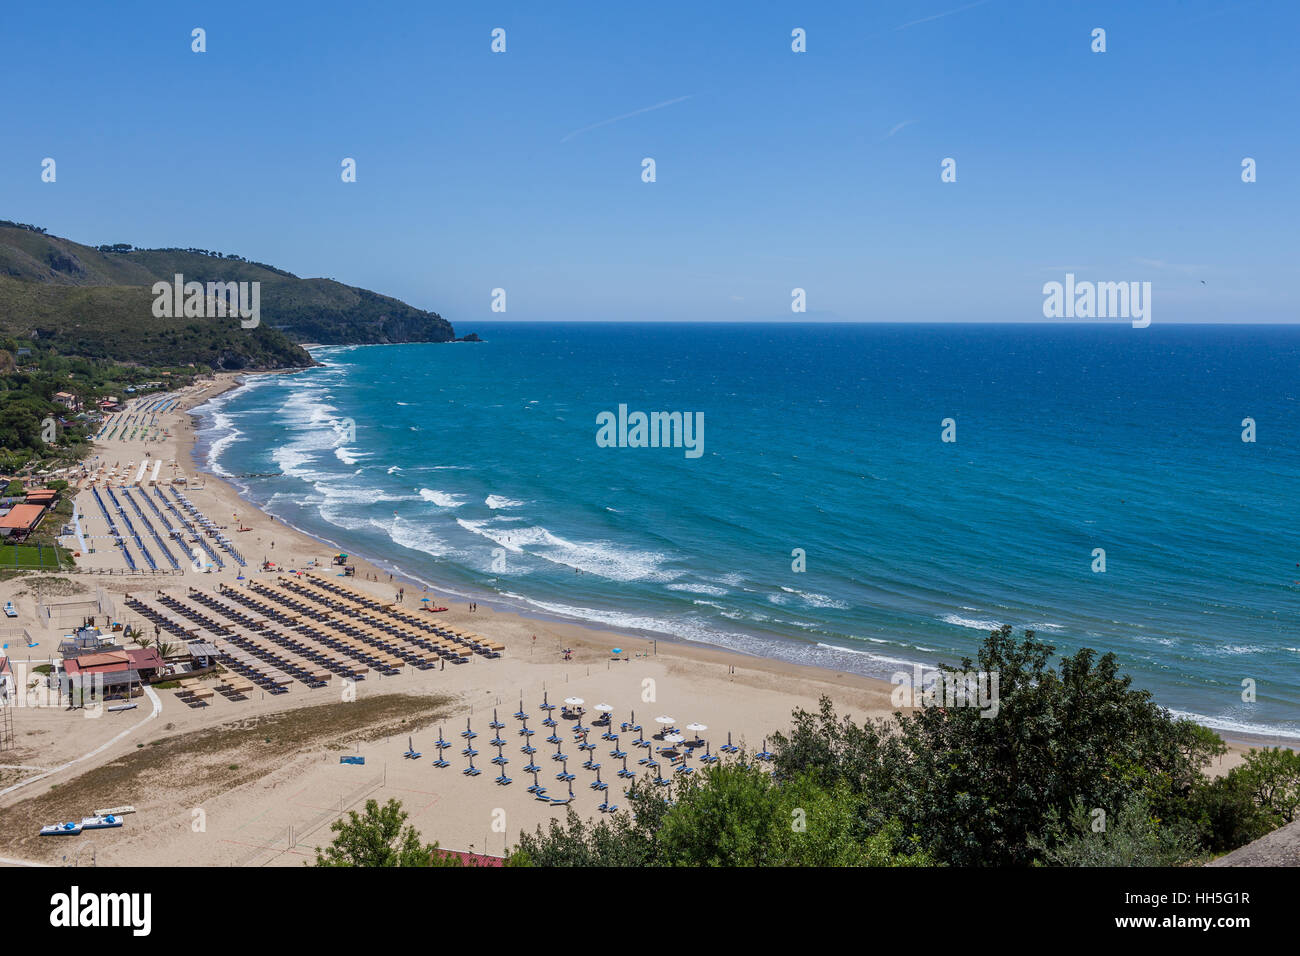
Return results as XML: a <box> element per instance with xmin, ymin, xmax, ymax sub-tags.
<box><xmin>2</xmin><ymin>0</ymin><xmax>1295</xmax><ymax>324</ymax></box>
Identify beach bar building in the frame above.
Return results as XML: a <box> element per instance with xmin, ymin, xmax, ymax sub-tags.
<box><xmin>58</xmin><ymin>646</ymin><xmax>164</xmax><ymax>702</ymax></box>
<box><xmin>0</xmin><ymin>503</ymin><xmax>46</xmax><ymax>540</ymax></box>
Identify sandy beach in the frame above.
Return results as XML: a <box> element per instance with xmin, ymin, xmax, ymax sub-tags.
<box><xmin>0</xmin><ymin>372</ymin><xmax>1274</xmax><ymax>866</ymax></box>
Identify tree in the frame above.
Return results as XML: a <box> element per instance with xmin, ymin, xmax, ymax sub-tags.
<box><xmin>770</xmin><ymin>628</ymin><xmax>1226</xmax><ymax>866</ymax></box>
<box><xmin>1183</xmin><ymin>773</ymin><xmax>1274</xmax><ymax>854</ymax></box>
<box><xmin>1030</xmin><ymin>794</ymin><xmax>1199</xmax><ymax>866</ymax></box>
<box><xmin>511</xmin><ymin>763</ymin><xmax>928</xmax><ymax>867</ymax></box>
<box><xmin>313</xmin><ymin>798</ymin><xmax>457</xmax><ymax>867</ymax></box>
<box><xmin>1237</xmin><ymin>747</ymin><xmax>1300</xmax><ymax>826</ymax></box>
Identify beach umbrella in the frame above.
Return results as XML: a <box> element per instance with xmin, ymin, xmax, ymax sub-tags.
<box><xmin>564</xmin><ymin>696</ymin><xmax>584</xmax><ymax>709</ymax></box>
<box><xmin>685</xmin><ymin>722</ymin><xmax>707</xmax><ymax>746</ymax></box>
<box><xmin>655</xmin><ymin>715</ymin><xmax>676</xmax><ymax>726</ymax></box>
<box><xmin>611</xmin><ymin>647</ymin><xmax>623</xmax><ymax>655</ymax></box>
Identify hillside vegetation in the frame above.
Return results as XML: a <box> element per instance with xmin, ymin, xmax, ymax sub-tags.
<box><xmin>0</xmin><ymin>221</ymin><xmax>457</xmax><ymax>364</ymax></box>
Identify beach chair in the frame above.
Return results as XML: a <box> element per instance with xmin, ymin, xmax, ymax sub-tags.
<box><xmin>403</xmin><ymin>736</ymin><xmax>422</xmax><ymax>760</ymax></box>
<box><xmin>527</xmin><ymin>770</ymin><xmax>546</xmax><ymax>795</ymax></box>
<box><xmin>617</xmin><ymin>755</ymin><xmax>636</xmax><ymax>780</ymax></box>
<box><xmin>720</xmin><ymin>732</ymin><xmax>739</xmax><ymax>754</ymax></box>
<box><xmin>513</xmin><ymin>698</ymin><xmax>528</xmax><ymax>721</ymax></box>
<box><xmin>555</xmin><ymin>758</ymin><xmax>575</xmax><ymax>783</ymax></box>
<box><xmin>597</xmin><ymin>799</ymin><xmax>618</xmax><ymax>814</ymax></box>
<box><xmin>463</xmin><ymin>755</ymin><xmax>481</xmax><ymax>777</ymax></box>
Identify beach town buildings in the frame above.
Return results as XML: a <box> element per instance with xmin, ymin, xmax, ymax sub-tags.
<box><xmin>0</xmin><ymin>487</ymin><xmax>61</xmax><ymax>540</ymax></box>
<box><xmin>57</xmin><ymin>638</ymin><xmax>165</xmax><ymax>703</ymax></box>
<box><xmin>53</xmin><ymin>391</ymin><xmax>82</xmax><ymax>412</ymax></box>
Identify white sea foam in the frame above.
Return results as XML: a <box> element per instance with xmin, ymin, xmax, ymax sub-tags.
<box><xmin>386</xmin><ymin>516</ymin><xmax>453</xmax><ymax>558</ymax></box>
<box><xmin>419</xmin><ymin>488</ymin><xmax>468</xmax><ymax>508</ymax></box>
<box><xmin>942</xmin><ymin>614</ymin><xmax>1003</xmax><ymax>632</ymax></box>
<box><xmin>335</xmin><ymin>446</ymin><xmax>369</xmax><ymax>465</ymax></box>
<box><xmin>455</xmin><ymin>518</ymin><xmax>676</xmax><ymax>582</ymax></box>
<box><xmin>667</xmin><ymin>582</ymin><xmax>729</xmax><ymax>597</ymax></box>
<box><xmin>485</xmin><ymin>495</ymin><xmax>525</xmax><ymax>509</ymax></box>
<box><xmin>780</xmin><ymin>586</ymin><xmax>849</xmax><ymax>609</ymax></box>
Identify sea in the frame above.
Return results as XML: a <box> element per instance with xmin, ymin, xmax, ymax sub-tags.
<box><xmin>193</xmin><ymin>322</ymin><xmax>1300</xmax><ymax>740</ymax></box>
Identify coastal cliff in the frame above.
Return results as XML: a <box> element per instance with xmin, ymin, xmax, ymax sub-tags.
<box><xmin>0</xmin><ymin>220</ymin><xmax>459</xmax><ymax>369</ymax></box>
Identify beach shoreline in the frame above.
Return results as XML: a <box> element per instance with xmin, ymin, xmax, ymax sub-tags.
<box><xmin>186</xmin><ymin>369</ymin><xmax>1299</xmax><ymax>752</ymax></box>
<box><xmin>0</xmin><ymin>368</ymin><xmax>1290</xmax><ymax>867</ymax></box>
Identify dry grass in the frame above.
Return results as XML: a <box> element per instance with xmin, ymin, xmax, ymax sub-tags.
<box><xmin>0</xmin><ymin>692</ymin><xmax>454</xmax><ymax>857</ymax></box>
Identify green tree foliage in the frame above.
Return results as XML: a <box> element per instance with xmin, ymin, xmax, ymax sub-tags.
<box><xmin>512</xmin><ymin>762</ymin><xmax>930</xmax><ymax>867</ymax></box>
<box><xmin>1236</xmin><ymin>747</ymin><xmax>1300</xmax><ymax>826</ymax></box>
<box><xmin>771</xmin><ymin>627</ymin><xmax>1228</xmax><ymax>867</ymax></box>
<box><xmin>1029</xmin><ymin>794</ymin><xmax>1200</xmax><ymax>866</ymax></box>
<box><xmin>1183</xmin><ymin>772</ymin><xmax>1275</xmax><ymax>854</ymax></box>
<box><xmin>313</xmin><ymin>798</ymin><xmax>460</xmax><ymax>867</ymax></box>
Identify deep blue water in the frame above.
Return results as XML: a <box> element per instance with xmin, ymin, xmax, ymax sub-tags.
<box><xmin>194</xmin><ymin>323</ymin><xmax>1300</xmax><ymax>738</ymax></box>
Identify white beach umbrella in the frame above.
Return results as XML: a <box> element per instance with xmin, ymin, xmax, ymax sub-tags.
<box><xmin>564</xmin><ymin>697</ymin><xmax>584</xmax><ymax>707</ymax></box>
<box><xmin>665</xmin><ymin>733</ymin><xmax>685</xmax><ymax>745</ymax></box>
<box><xmin>686</xmin><ymin>722</ymin><xmax>707</xmax><ymax>733</ymax></box>
<box><xmin>655</xmin><ymin>715</ymin><xmax>676</xmax><ymax>725</ymax></box>
<box><xmin>594</xmin><ymin>703</ymin><xmax>613</xmax><ymax>713</ymax></box>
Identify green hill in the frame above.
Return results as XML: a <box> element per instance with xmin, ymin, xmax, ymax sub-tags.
<box><xmin>0</xmin><ymin>221</ymin><xmax>457</xmax><ymax>368</ymax></box>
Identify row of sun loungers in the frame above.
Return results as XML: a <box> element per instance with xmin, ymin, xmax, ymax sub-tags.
<box><xmin>154</xmin><ymin>488</ymin><xmax>224</xmax><ymax>569</ymax></box>
<box><xmin>296</xmin><ymin>572</ymin><xmax>505</xmax><ymax>658</ymax></box>
<box><xmin>121</xmin><ymin>576</ymin><xmax>507</xmax><ymax>707</ymax></box>
<box><xmin>169</xmin><ymin>488</ymin><xmax>246</xmax><ymax>567</ymax></box>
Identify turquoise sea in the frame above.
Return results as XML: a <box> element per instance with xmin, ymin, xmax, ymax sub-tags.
<box><xmin>194</xmin><ymin>323</ymin><xmax>1300</xmax><ymax>739</ymax></box>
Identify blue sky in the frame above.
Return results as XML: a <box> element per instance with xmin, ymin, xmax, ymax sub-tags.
<box><xmin>2</xmin><ymin>0</ymin><xmax>1296</xmax><ymax>324</ymax></box>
